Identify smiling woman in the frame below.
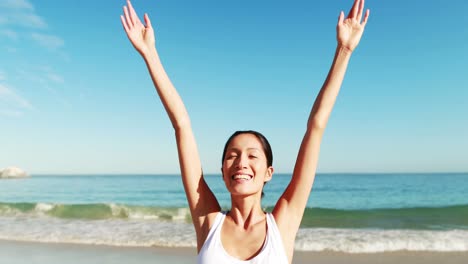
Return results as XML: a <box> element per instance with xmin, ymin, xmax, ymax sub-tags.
<box><xmin>120</xmin><ymin>0</ymin><xmax>370</xmax><ymax>263</ymax></box>
<box><xmin>222</xmin><ymin>130</ymin><xmax>273</xmax><ymax>198</ymax></box>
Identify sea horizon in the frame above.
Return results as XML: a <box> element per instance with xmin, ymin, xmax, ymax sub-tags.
<box><xmin>25</xmin><ymin>171</ymin><xmax>468</xmax><ymax>176</ymax></box>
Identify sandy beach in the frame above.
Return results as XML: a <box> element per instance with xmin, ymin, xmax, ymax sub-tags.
<box><xmin>1</xmin><ymin>240</ymin><xmax>467</xmax><ymax>264</ymax></box>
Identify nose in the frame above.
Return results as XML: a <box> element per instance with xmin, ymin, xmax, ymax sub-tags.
<box><xmin>234</xmin><ymin>154</ymin><xmax>248</xmax><ymax>169</ymax></box>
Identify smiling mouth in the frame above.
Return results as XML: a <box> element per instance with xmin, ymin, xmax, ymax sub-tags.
<box><xmin>231</xmin><ymin>174</ymin><xmax>253</xmax><ymax>181</ymax></box>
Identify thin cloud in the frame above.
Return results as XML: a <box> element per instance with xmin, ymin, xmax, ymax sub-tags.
<box><xmin>0</xmin><ymin>1</ymin><xmax>67</xmax><ymax>58</ymax></box>
<box><xmin>0</xmin><ymin>84</ymin><xmax>33</xmax><ymax>117</ymax></box>
<box><xmin>47</xmin><ymin>73</ymin><xmax>65</xmax><ymax>84</ymax></box>
<box><xmin>12</xmin><ymin>66</ymin><xmax>69</xmax><ymax>108</ymax></box>
<box><xmin>15</xmin><ymin>66</ymin><xmax>62</xmax><ymax>86</ymax></box>
<box><xmin>0</xmin><ymin>0</ymin><xmax>34</xmax><ymax>10</ymax></box>
<box><xmin>0</xmin><ymin>1</ymin><xmax>68</xmax><ymax>116</ymax></box>
<box><xmin>31</xmin><ymin>33</ymin><xmax>64</xmax><ymax>50</ymax></box>
<box><xmin>14</xmin><ymin>13</ymin><xmax>47</xmax><ymax>29</ymax></box>
<box><xmin>0</xmin><ymin>13</ymin><xmax>48</xmax><ymax>29</ymax></box>
<box><xmin>0</xmin><ymin>0</ymin><xmax>46</xmax><ymax>29</ymax></box>
<box><xmin>0</xmin><ymin>29</ymin><xmax>19</xmax><ymax>40</ymax></box>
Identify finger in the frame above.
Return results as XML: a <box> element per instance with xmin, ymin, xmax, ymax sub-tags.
<box><xmin>338</xmin><ymin>11</ymin><xmax>344</xmax><ymax>26</ymax></box>
<box><xmin>123</xmin><ymin>6</ymin><xmax>133</xmax><ymax>28</ymax></box>
<box><xmin>128</xmin><ymin>0</ymin><xmax>141</xmax><ymax>25</ymax></box>
<box><xmin>144</xmin><ymin>13</ymin><xmax>152</xmax><ymax>29</ymax></box>
<box><xmin>349</xmin><ymin>0</ymin><xmax>359</xmax><ymax>19</ymax></box>
<box><xmin>120</xmin><ymin>15</ymin><xmax>130</xmax><ymax>33</ymax></box>
<box><xmin>357</xmin><ymin>0</ymin><xmax>364</xmax><ymax>22</ymax></box>
<box><xmin>361</xmin><ymin>9</ymin><xmax>370</xmax><ymax>26</ymax></box>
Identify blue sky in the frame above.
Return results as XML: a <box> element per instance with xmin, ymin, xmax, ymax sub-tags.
<box><xmin>1</xmin><ymin>0</ymin><xmax>467</xmax><ymax>174</ymax></box>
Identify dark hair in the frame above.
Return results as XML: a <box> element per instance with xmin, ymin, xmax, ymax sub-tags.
<box><xmin>221</xmin><ymin>130</ymin><xmax>273</xmax><ymax>197</ymax></box>
<box><xmin>222</xmin><ymin>130</ymin><xmax>273</xmax><ymax>166</ymax></box>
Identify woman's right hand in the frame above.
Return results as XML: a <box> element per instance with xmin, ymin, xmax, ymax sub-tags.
<box><xmin>336</xmin><ymin>0</ymin><xmax>369</xmax><ymax>53</ymax></box>
<box><xmin>120</xmin><ymin>0</ymin><xmax>156</xmax><ymax>57</ymax></box>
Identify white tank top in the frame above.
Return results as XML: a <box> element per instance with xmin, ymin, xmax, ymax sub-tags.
<box><xmin>197</xmin><ymin>211</ymin><xmax>289</xmax><ymax>264</ymax></box>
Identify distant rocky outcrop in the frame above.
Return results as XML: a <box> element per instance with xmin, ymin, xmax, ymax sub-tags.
<box><xmin>0</xmin><ymin>167</ymin><xmax>29</xmax><ymax>179</ymax></box>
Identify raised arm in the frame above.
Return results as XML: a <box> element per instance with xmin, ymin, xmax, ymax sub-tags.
<box><xmin>273</xmin><ymin>0</ymin><xmax>370</xmax><ymax>256</ymax></box>
<box><xmin>120</xmin><ymin>0</ymin><xmax>220</xmax><ymax>249</ymax></box>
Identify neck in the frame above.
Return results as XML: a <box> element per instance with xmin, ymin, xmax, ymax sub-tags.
<box><xmin>228</xmin><ymin>193</ymin><xmax>265</xmax><ymax>229</ymax></box>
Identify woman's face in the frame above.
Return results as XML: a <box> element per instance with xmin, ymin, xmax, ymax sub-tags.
<box><xmin>221</xmin><ymin>133</ymin><xmax>273</xmax><ymax>197</ymax></box>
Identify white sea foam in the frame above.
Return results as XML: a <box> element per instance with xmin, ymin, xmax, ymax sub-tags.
<box><xmin>0</xmin><ymin>202</ymin><xmax>55</xmax><ymax>217</ymax></box>
<box><xmin>1</xmin><ymin>216</ymin><xmax>467</xmax><ymax>252</ymax></box>
<box><xmin>109</xmin><ymin>203</ymin><xmax>131</xmax><ymax>218</ymax></box>
<box><xmin>0</xmin><ymin>216</ymin><xmax>197</xmax><ymax>248</ymax></box>
<box><xmin>0</xmin><ymin>205</ymin><xmax>18</xmax><ymax>216</ymax></box>
<box><xmin>126</xmin><ymin>206</ymin><xmax>190</xmax><ymax>221</ymax></box>
<box><xmin>295</xmin><ymin>228</ymin><xmax>468</xmax><ymax>253</ymax></box>
<box><xmin>34</xmin><ymin>203</ymin><xmax>54</xmax><ymax>213</ymax></box>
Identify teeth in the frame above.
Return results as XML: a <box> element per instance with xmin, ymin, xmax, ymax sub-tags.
<box><xmin>233</xmin><ymin>174</ymin><xmax>251</xmax><ymax>180</ymax></box>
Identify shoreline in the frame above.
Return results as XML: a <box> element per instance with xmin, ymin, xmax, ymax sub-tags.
<box><xmin>1</xmin><ymin>240</ymin><xmax>468</xmax><ymax>264</ymax></box>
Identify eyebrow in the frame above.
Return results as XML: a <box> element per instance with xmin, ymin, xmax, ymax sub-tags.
<box><xmin>227</xmin><ymin>147</ymin><xmax>261</xmax><ymax>152</ymax></box>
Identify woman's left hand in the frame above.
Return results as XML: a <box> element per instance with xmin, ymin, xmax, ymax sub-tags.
<box><xmin>337</xmin><ymin>0</ymin><xmax>370</xmax><ymax>53</ymax></box>
<box><xmin>121</xmin><ymin>0</ymin><xmax>156</xmax><ymax>57</ymax></box>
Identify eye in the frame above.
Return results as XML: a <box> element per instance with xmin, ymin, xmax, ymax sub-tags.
<box><xmin>249</xmin><ymin>155</ymin><xmax>258</xmax><ymax>159</ymax></box>
<box><xmin>226</xmin><ymin>154</ymin><xmax>237</xmax><ymax>160</ymax></box>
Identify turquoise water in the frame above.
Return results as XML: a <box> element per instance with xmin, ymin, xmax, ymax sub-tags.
<box><xmin>1</xmin><ymin>173</ymin><xmax>467</xmax><ymax>252</ymax></box>
<box><xmin>1</xmin><ymin>173</ymin><xmax>467</xmax><ymax>209</ymax></box>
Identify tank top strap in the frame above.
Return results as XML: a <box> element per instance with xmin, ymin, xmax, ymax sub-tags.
<box><xmin>198</xmin><ymin>211</ymin><xmax>226</xmax><ymax>254</ymax></box>
<box><xmin>206</xmin><ymin>211</ymin><xmax>226</xmax><ymax>238</ymax></box>
<box><xmin>265</xmin><ymin>213</ymin><xmax>289</xmax><ymax>262</ymax></box>
<box><xmin>265</xmin><ymin>213</ymin><xmax>281</xmax><ymax>238</ymax></box>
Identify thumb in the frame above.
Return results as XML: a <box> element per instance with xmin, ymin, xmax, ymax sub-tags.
<box><xmin>144</xmin><ymin>13</ymin><xmax>152</xmax><ymax>28</ymax></box>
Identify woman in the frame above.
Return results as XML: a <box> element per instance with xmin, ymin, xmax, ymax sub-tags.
<box><xmin>121</xmin><ymin>0</ymin><xmax>369</xmax><ymax>263</ymax></box>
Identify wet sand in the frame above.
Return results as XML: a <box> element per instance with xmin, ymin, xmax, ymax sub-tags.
<box><xmin>1</xmin><ymin>240</ymin><xmax>467</xmax><ymax>264</ymax></box>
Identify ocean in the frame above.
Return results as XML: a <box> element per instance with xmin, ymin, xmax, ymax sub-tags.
<box><xmin>0</xmin><ymin>173</ymin><xmax>467</xmax><ymax>253</ymax></box>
